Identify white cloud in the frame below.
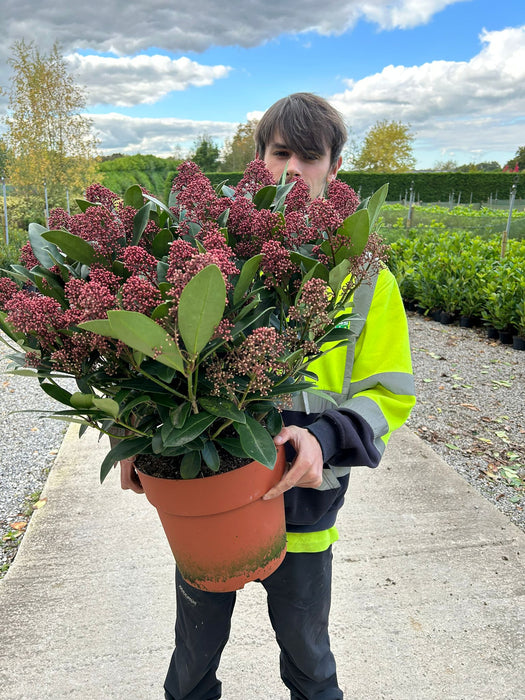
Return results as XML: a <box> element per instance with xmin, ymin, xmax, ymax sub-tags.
<box><xmin>91</xmin><ymin>113</ymin><xmax>238</xmax><ymax>156</ymax></box>
<box><xmin>1</xmin><ymin>1</ymin><xmax>465</xmax><ymax>61</ymax></box>
<box><xmin>330</xmin><ymin>25</ymin><xmax>525</xmax><ymax>166</ymax></box>
<box><xmin>65</xmin><ymin>54</ymin><xmax>231</xmax><ymax>106</ymax></box>
<box><xmin>0</xmin><ymin>0</ymin><xmax>466</xmax><ymax>111</ymax></box>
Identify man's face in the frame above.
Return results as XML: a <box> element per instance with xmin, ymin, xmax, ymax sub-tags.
<box><xmin>260</xmin><ymin>131</ymin><xmax>342</xmax><ymax>201</ymax></box>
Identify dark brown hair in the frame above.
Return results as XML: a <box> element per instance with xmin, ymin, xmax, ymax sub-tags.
<box><xmin>255</xmin><ymin>93</ymin><xmax>347</xmax><ymax>168</ymax></box>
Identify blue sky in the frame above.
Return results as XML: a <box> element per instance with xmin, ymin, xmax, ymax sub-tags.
<box><xmin>2</xmin><ymin>0</ymin><xmax>524</xmax><ymax>169</ymax></box>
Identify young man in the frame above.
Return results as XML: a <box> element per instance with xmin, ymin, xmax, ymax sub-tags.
<box><xmin>121</xmin><ymin>93</ymin><xmax>415</xmax><ymax>700</ymax></box>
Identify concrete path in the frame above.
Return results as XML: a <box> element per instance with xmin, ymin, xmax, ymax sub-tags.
<box><xmin>0</xmin><ymin>426</ymin><xmax>523</xmax><ymax>700</ymax></box>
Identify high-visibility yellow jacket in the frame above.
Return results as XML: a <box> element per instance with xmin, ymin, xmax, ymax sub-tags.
<box><xmin>281</xmin><ymin>266</ymin><xmax>416</xmax><ymax>550</ymax></box>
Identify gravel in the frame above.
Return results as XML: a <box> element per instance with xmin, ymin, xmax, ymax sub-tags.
<box><xmin>0</xmin><ymin>333</ymin><xmax>71</xmax><ymax>572</ymax></box>
<box><xmin>1</xmin><ymin>316</ymin><xmax>524</xmax><ymax>575</ymax></box>
<box><xmin>406</xmin><ymin>313</ymin><xmax>524</xmax><ymax>530</ymax></box>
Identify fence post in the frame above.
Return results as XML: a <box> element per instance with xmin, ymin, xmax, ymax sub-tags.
<box><xmin>1</xmin><ymin>175</ymin><xmax>8</xmax><ymax>245</ymax></box>
<box><xmin>501</xmin><ymin>178</ymin><xmax>518</xmax><ymax>259</ymax></box>
<box><xmin>66</xmin><ymin>187</ymin><xmax>70</xmax><ymax>215</ymax></box>
<box><xmin>406</xmin><ymin>181</ymin><xmax>415</xmax><ymax>229</ymax></box>
<box><xmin>44</xmin><ymin>180</ymin><xmax>49</xmax><ymax>225</ymax></box>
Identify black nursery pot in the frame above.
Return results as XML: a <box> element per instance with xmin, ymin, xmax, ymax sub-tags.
<box><xmin>440</xmin><ymin>311</ymin><xmax>455</xmax><ymax>325</ymax></box>
<box><xmin>460</xmin><ymin>316</ymin><xmax>475</xmax><ymax>328</ymax></box>
<box><xmin>486</xmin><ymin>326</ymin><xmax>499</xmax><ymax>340</ymax></box>
<box><xmin>512</xmin><ymin>336</ymin><xmax>525</xmax><ymax>351</ymax></box>
<box><xmin>499</xmin><ymin>330</ymin><xmax>513</xmax><ymax>345</ymax></box>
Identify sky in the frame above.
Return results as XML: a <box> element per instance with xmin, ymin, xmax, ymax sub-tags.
<box><xmin>1</xmin><ymin>0</ymin><xmax>524</xmax><ymax>170</ymax></box>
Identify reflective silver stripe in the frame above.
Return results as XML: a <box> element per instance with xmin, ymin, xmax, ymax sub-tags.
<box><xmin>350</xmin><ymin>371</ymin><xmax>416</xmax><ymax>398</ymax></box>
<box><xmin>317</xmin><ymin>467</ymin><xmax>345</xmax><ymax>491</ymax></box>
<box><xmin>293</xmin><ymin>272</ymin><xmax>380</xmax><ymax>415</ymax></box>
<box><xmin>340</xmin><ymin>274</ymin><xmax>378</xmax><ymax>396</ymax></box>
<box><xmin>338</xmin><ymin>395</ymin><xmax>388</xmax><ymax>455</ymax></box>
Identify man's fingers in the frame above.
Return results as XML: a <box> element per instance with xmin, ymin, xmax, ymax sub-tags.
<box><xmin>120</xmin><ymin>458</ymin><xmax>144</xmax><ymax>494</ymax></box>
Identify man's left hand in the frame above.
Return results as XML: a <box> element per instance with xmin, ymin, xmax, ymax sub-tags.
<box><xmin>263</xmin><ymin>425</ymin><xmax>323</xmax><ymax>500</ymax></box>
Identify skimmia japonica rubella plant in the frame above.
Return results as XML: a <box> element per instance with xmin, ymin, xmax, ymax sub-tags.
<box><xmin>0</xmin><ymin>160</ymin><xmax>389</xmax><ymax>481</ymax></box>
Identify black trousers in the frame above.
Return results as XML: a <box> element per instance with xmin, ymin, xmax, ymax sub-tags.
<box><xmin>164</xmin><ymin>547</ymin><xmax>343</xmax><ymax>700</ymax></box>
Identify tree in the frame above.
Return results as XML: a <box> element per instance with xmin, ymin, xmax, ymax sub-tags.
<box><xmin>4</xmin><ymin>40</ymin><xmax>99</xmax><ymax>211</ymax></box>
<box><xmin>220</xmin><ymin>119</ymin><xmax>258</xmax><ymax>171</ymax></box>
<box><xmin>353</xmin><ymin>120</ymin><xmax>415</xmax><ymax>172</ymax></box>
<box><xmin>191</xmin><ymin>135</ymin><xmax>220</xmax><ymax>172</ymax></box>
<box><xmin>504</xmin><ymin>146</ymin><xmax>524</xmax><ymax>172</ymax></box>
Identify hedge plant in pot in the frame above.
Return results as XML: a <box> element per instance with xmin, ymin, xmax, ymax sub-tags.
<box><xmin>0</xmin><ymin>160</ymin><xmax>389</xmax><ymax>591</ymax></box>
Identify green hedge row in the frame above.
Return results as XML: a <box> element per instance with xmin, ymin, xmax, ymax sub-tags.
<box><xmin>97</xmin><ymin>155</ymin><xmax>182</xmax><ymax>198</ymax></box>
<box><xmin>337</xmin><ymin>171</ymin><xmax>525</xmax><ymax>202</ymax></box>
<box><xmin>163</xmin><ymin>170</ymin><xmax>524</xmax><ymax>204</ymax></box>
<box><xmin>388</xmin><ymin>226</ymin><xmax>525</xmax><ymax>337</ymax></box>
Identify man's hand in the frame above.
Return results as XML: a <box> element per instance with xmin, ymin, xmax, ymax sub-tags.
<box><xmin>119</xmin><ymin>457</ymin><xmax>144</xmax><ymax>494</ymax></box>
<box><xmin>263</xmin><ymin>425</ymin><xmax>324</xmax><ymax>500</ymax></box>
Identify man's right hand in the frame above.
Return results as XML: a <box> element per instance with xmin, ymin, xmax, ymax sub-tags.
<box><xmin>120</xmin><ymin>457</ymin><xmax>144</xmax><ymax>494</ymax></box>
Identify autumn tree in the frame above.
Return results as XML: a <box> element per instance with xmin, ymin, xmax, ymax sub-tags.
<box><xmin>504</xmin><ymin>146</ymin><xmax>525</xmax><ymax>171</ymax></box>
<box><xmin>191</xmin><ymin>135</ymin><xmax>220</xmax><ymax>172</ymax></box>
<box><xmin>353</xmin><ymin>120</ymin><xmax>416</xmax><ymax>172</ymax></box>
<box><xmin>4</xmin><ymin>40</ymin><xmax>99</xmax><ymax>211</ymax></box>
<box><xmin>220</xmin><ymin>119</ymin><xmax>258</xmax><ymax>171</ymax></box>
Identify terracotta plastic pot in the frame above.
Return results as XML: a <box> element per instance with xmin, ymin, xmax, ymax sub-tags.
<box><xmin>137</xmin><ymin>447</ymin><xmax>287</xmax><ymax>592</ymax></box>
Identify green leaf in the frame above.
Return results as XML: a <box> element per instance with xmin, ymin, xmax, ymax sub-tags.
<box><xmin>170</xmin><ymin>402</ymin><xmax>191</xmax><ymax>428</ymax></box>
<box><xmin>40</xmin><ymin>383</ymin><xmax>73</xmax><ymax>407</ymax></box>
<box><xmin>81</xmin><ymin>311</ymin><xmax>184</xmax><ymax>372</ymax></box>
<box><xmin>28</xmin><ymin>224</ymin><xmax>64</xmax><ymax>270</ymax></box>
<box><xmin>366</xmin><ymin>183</ymin><xmax>389</xmax><ymax>231</ymax></box>
<box><xmin>233</xmin><ymin>254</ymin><xmax>263</xmax><ymax>305</ymax></box>
<box><xmin>303</xmin><ymin>387</ymin><xmax>339</xmax><ymax>406</ymax></box>
<box><xmin>75</xmin><ymin>199</ymin><xmax>100</xmax><ymax>213</ymax></box>
<box><xmin>335</xmin><ymin>209</ymin><xmax>370</xmax><ymax>260</ymax></box>
<box><xmin>289</xmin><ymin>251</ymin><xmax>320</xmax><ymax>272</ymax></box>
<box><xmin>124</xmin><ymin>184</ymin><xmax>145</xmax><ymax>209</ymax></box>
<box><xmin>235</xmin><ymin>415</ymin><xmax>277</xmax><ymax>469</ymax></box>
<box><xmin>202</xmin><ymin>441</ymin><xmax>220</xmax><ymax>472</ymax></box>
<box><xmin>6</xmin><ymin>265</ymin><xmax>36</xmax><ymax>285</ymax></box>
<box><xmin>180</xmin><ymin>451</ymin><xmax>202</xmax><ymax>479</ymax></box>
<box><xmin>273</xmin><ymin>180</ymin><xmax>296</xmax><ymax>210</ymax></box>
<box><xmin>99</xmin><ymin>437</ymin><xmax>151</xmax><ymax>483</ymax></box>
<box><xmin>162</xmin><ymin>412</ymin><xmax>216</xmax><ymax>448</ymax></box>
<box><xmin>216</xmin><ymin>437</ymin><xmax>250</xmax><ymax>459</ymax></box>
<box><xmin>132</xmin><ymin>202</ymin><xmax>152</xmax><ymax>245</ymax></box>
<box><xmin>198</xmin><ymin>396</ymin><xmax>246</xmax><ymax>423</ymax></box>
<box><xmin>253</xmin><ymin>185</ymin><xmax>277</xmax><ymax>210</ymax></box>
<box><xmin>92</xmin><ymin>398</ymin><xmax>120</xmax><ymax>418</ymax></box>
<box><xmin>329</xmin><ymin>259</ymin><xmax>352</xmax><ymax>295</ymax></box>
<box><xmin>152</xmin><ymin>228</ymin><xmax>173</xmax><ymax>258</ymax></box>
<box><xmin>70</xmin><ymin>392</ymin><xmax>95</xmax><ymax>409</ymax></box>
<box><xmin>42</xmin><ymin>230</ymin><xmax>101</xmax><ymax>266</ymax></box>
<box><xmin>265</xmin><ymin>408</ymin><xmax>283</xmax><ymax>436</ymax></box>
<box><xmin>143</xmin><ymin>193</ymin><xmax>177</xmax><ymax>222</ymax></box>
<box><xmin>178</xmin><ymin>264</ymin><xmax>226</xmax><ymax>355</ymax></box>
<box><xmin>79</xmin><ymin>318</ymin><xmax>113</xmax><ymax>336</ymax></box>
<box><xmin>151</xmin><ymin>302</ymin><xmax>170</xmax><ymax>320</ymax></box>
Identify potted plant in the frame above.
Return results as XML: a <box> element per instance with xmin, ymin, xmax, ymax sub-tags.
<box><xmin>0</xmin><ymin>160</ymin><xmax>388</xmax><ymax>590</ymax></box>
